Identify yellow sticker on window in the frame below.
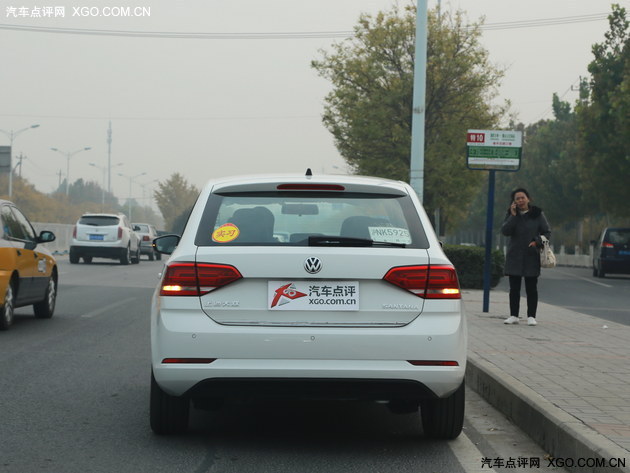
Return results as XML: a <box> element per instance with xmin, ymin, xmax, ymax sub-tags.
<box><xmin>212</xmin><ymin>223</ymin><xmax>240</xmax><ymax>243</ymax></box>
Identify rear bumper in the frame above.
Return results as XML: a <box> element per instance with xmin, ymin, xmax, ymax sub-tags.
<box><xmin>600</xmin><ymin>258</ymin><xmax>630</xmax><ymax>274</ymax></box>
<box><xmin>151</xmin><ymin>298</ymin><xmax>467</xmax><ymax>400</ymax></box>
<box><xmin>140</xmin><ymin>242</ymin><xmax>154</xmax><ymax>255</ymax></box>
<box><xmin>70</xmin><ymin>245</ymin><xmax>124</xmax><ymax>258</ymax></box>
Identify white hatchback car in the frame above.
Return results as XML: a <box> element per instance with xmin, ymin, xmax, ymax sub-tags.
<box><xmin>151</xmin><ymin>173</ymin><xmax>466</xmax><ymax>438</ymax></box>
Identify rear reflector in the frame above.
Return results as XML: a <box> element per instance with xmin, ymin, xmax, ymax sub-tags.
<box><xmin>407</xmin><ymin>360</ymin><xmax>459</xmax><ymax>366</ymax></box>
<box><xmin>162</xmin><ymin>358</ymin><xmax>216</xmax><ymax>364</ymax></box>
<box><xmin>160</xmin><ymin>262</ymin><xmax>242</xmax><ymax>296</ymax></box>
<box><xmin>383</xmin><ymin>265</ymin><xmax>461</xmax><ymax>299</ymax></box>
<box><xmin>276</xmin><ymin>184</ymin><xmax>345</xmax><ymax>191</ymax></box>
<box><xmin>143</xmin><ymin>235</ymin><xmax>151</xmax><ymax>241</ymax></box>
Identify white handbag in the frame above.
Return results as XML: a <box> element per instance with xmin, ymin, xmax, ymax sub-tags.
<box><xmin>540</xmin><ymin>235</ymin><xmax>556</xmax><ymax>268</ymax></box>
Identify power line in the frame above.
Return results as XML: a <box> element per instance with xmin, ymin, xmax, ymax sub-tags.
<box><xmin>0</xmin><ymin>13</ymin><xmax>610</xmax><ymax>39</ymax></box>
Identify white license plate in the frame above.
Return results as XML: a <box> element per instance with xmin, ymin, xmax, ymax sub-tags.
<box><xmin>268</xmin><ymin>281</ymin><xmax>359</xmax><ymax>311</ymax></box>
<box><xmin>89</xmin><ymin>234</ymin><xmax>104</xmax><ymax>241</ymax></box>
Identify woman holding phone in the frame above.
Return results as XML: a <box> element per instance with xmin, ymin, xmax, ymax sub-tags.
<box><xmin>501</xmin><ymin>188</ymin><xmax>551</xmax><ymax>326</ymax></box>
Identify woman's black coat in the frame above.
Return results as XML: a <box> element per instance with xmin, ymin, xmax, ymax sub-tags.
<box><xmin>501</xmin><ymin>206</ymin><xmax>551</xmax><ymax>277</ymax></box>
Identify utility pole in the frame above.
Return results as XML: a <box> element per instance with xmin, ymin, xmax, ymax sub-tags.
<box><xmin>107</xmin><ymin>121</ymin><xmax>113</xmax><ymax>193</ymax></box>
<box><xmin>409</xmin><ymin>0</ymin><xmax>428</xmax><ymax>202</ymax></box>
<box><xmin>15</xmin><ymin>153</ymin><xmax>25</xmax><ymax>177</ymax></box>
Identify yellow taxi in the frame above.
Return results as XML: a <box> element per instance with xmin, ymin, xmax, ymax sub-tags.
<box><xmin>1</xmin><ymin>199</ymin><xmax>58</xmax><ymax>330</ymax></box>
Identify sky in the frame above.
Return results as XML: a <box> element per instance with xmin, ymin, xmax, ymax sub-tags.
<box><xmin>1</xmin><ymin>0</ymin><xmax>627</xmax><ymax>208</ymax></box>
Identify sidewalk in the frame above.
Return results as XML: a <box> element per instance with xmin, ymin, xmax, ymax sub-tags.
<box><xmin>463</xmin><ymin>289</ymin><xmax>630</xmax><ymax>473</ymax></box>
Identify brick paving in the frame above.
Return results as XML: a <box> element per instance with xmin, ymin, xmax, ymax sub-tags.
<box><xmin>463</xmin><ymin>289</ymin><xmax>630</xmax><ymax>458</ymax></box>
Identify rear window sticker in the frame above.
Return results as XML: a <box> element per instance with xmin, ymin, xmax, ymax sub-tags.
<box><xmin>368</xmin><ymin>226</ymin><xmax>412</xmax><ymax>245</ymax></box>
<box><xmin>212</xmin><ymin>223</ymin><xmax>240</xmax><ymax>243</ymax></box>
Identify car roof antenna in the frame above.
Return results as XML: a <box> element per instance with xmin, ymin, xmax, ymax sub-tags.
<box><xmin>305</xmin><ymin>168</ymin><xmax>313</xmax><ymax>176</ymax></box>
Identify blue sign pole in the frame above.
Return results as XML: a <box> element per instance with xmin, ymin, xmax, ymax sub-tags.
<box><xmin>482</xmin><ymin>170</ymin><xmax>496</xmax><ymax>312</ymax></box>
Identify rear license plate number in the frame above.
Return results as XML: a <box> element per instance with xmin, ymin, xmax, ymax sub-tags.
<box><xmin>619</xmin><ymin>250</ymin><xmax>630</xmax><ymax>255</ymax></box>
<box><xmin>268</xmin><ymin>281</ymin><xmax>359</xmax><ymax>311</ymax></box>
<box><xmin>89</xmin><ymin>234</ymin><xmax>104</xmax><ymax>241</ymax></box>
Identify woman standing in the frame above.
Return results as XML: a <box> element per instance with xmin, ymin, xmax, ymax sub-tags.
<box><xmin>501</xmin><ymin>188</ymin><xmax>551</xmax><ymax>326</ymax></box>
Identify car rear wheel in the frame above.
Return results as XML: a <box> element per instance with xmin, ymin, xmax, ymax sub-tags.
<box><xmin>420</xmin><ymin>380</ymin><xmax>465</xmax><ymax>440</ymax></box>
<box><xmin>83</xmin><ymin>256</ymin><xmax>93</xmax><ymax>264</ymax></box>
<box><xmin>150</xmin><ymin>371</ymin><xmax>189</xmax><ymax>435</ymax></box>
<box><xmin>595</xmin><ymin>261</ymin><xmax>606</xmax><ymax>278</ymax></box>
<box><xmin>69</xmin><ymin>249</ymin><xmax>80</xmax><ymax>264</ymax></box>
<box><xmin>34</xmin><ymin>276</ymin><xmax>57</xmax><ymax>319</ymax></box>
<box><xmin>120</xmin><ymin>246</ymin><xmax>131</xmax><ymax>265</ymax></box>
<box><xmin>148</xmin><ymin>251</ymin><xmax>155</xmax><ymax>261</ymax></box>
<box><xmin>0</xmin><ymin>281</ymin><xmax>16</xmax><ymax>331</ymax></box>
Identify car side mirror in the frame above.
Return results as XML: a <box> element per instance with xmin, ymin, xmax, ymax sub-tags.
<box><xmin>153</xmin><ymin>234</ymin><xmax>180</xmax><ymax>255</ymax></box>
<box><xmin>37</xmin><ymin>230</ymin><xmax>56</xmax><ymax>244</ymax></box>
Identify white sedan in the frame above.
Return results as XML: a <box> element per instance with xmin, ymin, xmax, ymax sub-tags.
<box><xmin>150</xmin><ymin>172</ymin><xmax>466</xmax><ymax>438</ymax></box>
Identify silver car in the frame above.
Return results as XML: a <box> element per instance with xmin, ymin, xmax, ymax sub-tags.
<box><xmin>133</xmin><ymin>223</ymin><xmax>161</xmax><ymax>261</ymax></box>
<box><xmin>150</xmin><ymin>173</ymin><xmax>466</xmax><ymax>438</ymax></box>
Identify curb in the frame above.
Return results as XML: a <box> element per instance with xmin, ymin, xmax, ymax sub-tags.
<box><xmin>466</xmin><ymin>354</ymin><xmax>630</xmax><ymax>473</ymax></box>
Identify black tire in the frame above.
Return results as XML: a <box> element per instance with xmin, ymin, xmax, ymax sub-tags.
<box><xmin>420</xmin><ymin>380</ymin><xmax>465</xmax><ymax>440</ymax></box>
<box><xmin>34</xmin><ymin>275</ymin><xmax>57</xmax><ymax>319</ymax></box>
<box><xmin>69</xmin><ymin>249</ymin><xmax>80</xmax><ymax>264</ymax></box>
<box><xmin>0</xmin><ymin>281</ymin><xmax>16</xmax><ymax>331</ymax></box>
<box><xmin>156</xmin><ymin>252</ymin><xmax>162</xmax><ymax>261</ymax></box>
<box><xmin>595</xmin><ymin>261</ymin><xmax>605</xmax><ymax>278</ymax></box>
<box><xmin>132</xmin><ymin>248</ymin><xmax>141</xmax><ymax>264</ymax></box>
<box><xmin>120</xmin><ymin>246</ymin><xmax>130</xmax><ymax>265</ymax></box>
<box><xmin>83</xmin><ymin>256</ymin><xmax>93</xmax><ymax>264</ymax></box>
<box><xmin>148</xmin><ymin>251</ymin><xmax>155</xmax><ymax>261</ymax></box>
<box><xmin>150</xmin><ymin>371</ymin><xmax>189</xmax><ymax>435</ymax></box>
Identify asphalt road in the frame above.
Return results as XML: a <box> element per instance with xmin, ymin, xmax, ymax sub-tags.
<box><xmin>1</xmin><ymin>257</ymin><xmax>566</xmax><ymax>473</ymax></box>
<box><xmin>494</xmin><ymin>266</ymin><xmax>630</xmax><ymax>325</ymax></box>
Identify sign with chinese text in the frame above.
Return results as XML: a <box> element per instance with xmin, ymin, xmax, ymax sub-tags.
<box><xmin>467</xmin><ymin>130</ymin><xmax>522</xmax><ymax>171</ymax></box>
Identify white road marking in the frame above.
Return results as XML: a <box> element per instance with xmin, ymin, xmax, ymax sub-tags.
<box><xmin>81</xmin><ymin>297</ymin><xmax>137</xmax><ymax>318</ymax></box>
<box><xmin>552</xmin><ymin>268</ymin><xmax>613</xmax><ymax>288</ymax></box>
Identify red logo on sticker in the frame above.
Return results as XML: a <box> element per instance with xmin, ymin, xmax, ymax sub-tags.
<box><xmin>271</xmin><ymin>283</ymin><xmax>307</xmax><ymax>308</ymax></box>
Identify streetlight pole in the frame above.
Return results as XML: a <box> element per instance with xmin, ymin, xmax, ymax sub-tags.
<box><xmin>50</xmin><ymin>146</ymin><xmax>92</xmax><ymax>196</ymax></box>
<box><xmin>0</xmin><ymin>124</ymin><xmax>40</xmax><ymax>197</ymax></box>
<box><xmin>119</xmin><ymin>172</ymin><xmax>146</xmax><ymax>220</ymax></box>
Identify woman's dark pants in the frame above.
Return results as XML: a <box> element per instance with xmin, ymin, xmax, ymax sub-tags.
<box><xmin>508</xmin><ymin>275</ymin><xmax>538</xmax><ymax>318</ymax></box>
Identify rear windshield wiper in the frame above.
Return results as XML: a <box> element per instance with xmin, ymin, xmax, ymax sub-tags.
<box><xmin>308</xmin><ymin>235</ymin><xmax>406</xmax><ymax>248</ymax></box>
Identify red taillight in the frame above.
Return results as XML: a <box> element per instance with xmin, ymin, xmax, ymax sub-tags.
<box><xmin>407</xmin><ymin>360</ymin><xmax>459</xmax><ymax>366</ymax></box>
<box><xmin>602</xmin><ymin>242</ymin><xmax>614</xmax><ymax>248</ymax></box>
<box><xmin>160</xmin><ymin>262</ymin><xmax>242</xmax><ymax>296</ymax></box>
<box><xmin>118</xmin><ymin>227</ymin><xmax>123</xmax><ymax>239</ymax></box>
<box><xmin>72</xmin><ymin>225</ymin><xmax>77</xmax><ymax>238</ymax></box>
<box><xmin>162</xmin><ymin>358</ymin><xmax>216</xmax><ymax>364</ymax></box>
<box><xmin>383</xmin><ymin>265</ymin><xmax>461</xmax><ymax>299</ymax></box>
<box><xmin>143</xmin><ymin>235</ymin><xmax>151</xmax><ymax>241</ymax></box>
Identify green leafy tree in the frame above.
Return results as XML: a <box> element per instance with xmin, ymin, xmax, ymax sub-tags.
<box><xmin>312</xmin><ymin>5</ymin><xmax>506</xmax><ymax>231</ymax></box>
<box><xmin>154</xmin><ymin>173</ymin><xmax>199</xmax><ymax>232</ymax></box>
<box><xmin>576</xmin><ymin>4</ymin><xmax>630</xmax><ymax>217</ymax></box>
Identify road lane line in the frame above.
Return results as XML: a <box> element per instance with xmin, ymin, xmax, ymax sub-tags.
<box><xmin>553</xmin><ymin>268</ymin><xmax>613</xmax><ymax>288</ymax></box>
<box><xmin>81</xmin><ymin>297</ymin><xmax>137</xmax><ymax>318</ymax></box>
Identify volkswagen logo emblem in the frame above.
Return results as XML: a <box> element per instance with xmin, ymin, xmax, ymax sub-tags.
<box><xmin>304</xmin><ymin>257</ymin><xmax>322</xmax><ymax>274</ymax></box>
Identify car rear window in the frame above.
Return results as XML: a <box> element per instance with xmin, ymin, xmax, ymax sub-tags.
<box><xmin>79</xmin><ymin>216</ymin><xmax>120</xmax><ymax>226</ymax></box>
<box><xmin>136</xmin><ymin>224</ymin><xmax>150</xmax><ymax>232</ymax></box>
<box><xmin>605</xmin><ymin>229</ymin><xmax>630</xmax><ymax>245</ymax></box>
<box><xmin>194</xmin><ymin>191</ymin><xmax>429</xmax><ymax>248</ymax></box>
